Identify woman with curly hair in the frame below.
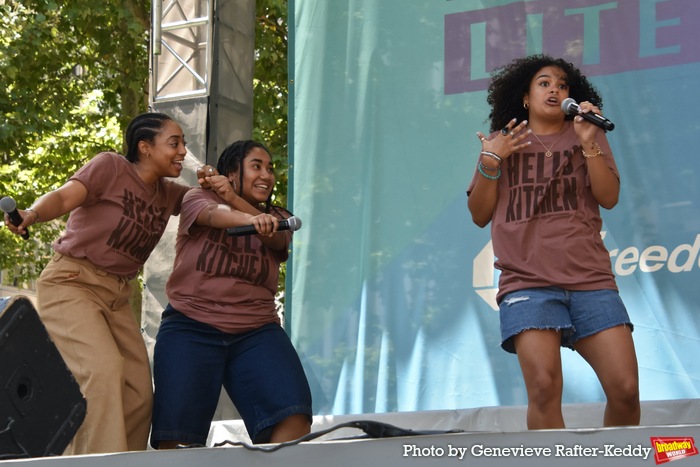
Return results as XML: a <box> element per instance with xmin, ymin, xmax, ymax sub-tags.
<box><xmin>467</xmin><ymin>55</ymin><xmax>640</xmax><ymax>429</ymax></box>
<box><xmin>150</xmin><ymin>140</ymin><xmax>312</xmax><ymax>448</ymax></box>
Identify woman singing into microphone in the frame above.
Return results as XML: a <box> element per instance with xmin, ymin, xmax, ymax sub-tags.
<box><xmin>467</xmin><ymin>55</ymin><xmax>639</xmax><ymax>430</ymax></box>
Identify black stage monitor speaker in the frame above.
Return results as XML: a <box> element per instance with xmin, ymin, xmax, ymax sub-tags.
<box><xmin>0</xmin><ymin>295</ymin><xmax>86</xmax><ymax>459</ymax></box>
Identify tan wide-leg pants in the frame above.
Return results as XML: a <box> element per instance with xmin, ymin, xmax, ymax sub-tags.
<box><xmin>37</xmin><ymin>253</ymin><xmax>152</xmax><ymax>455</ymax></box>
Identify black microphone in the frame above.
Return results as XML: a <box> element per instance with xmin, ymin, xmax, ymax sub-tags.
<box><xmin>0</xmin><ymin>196</ymin><xmax>29</xmax><ymax>240</ymax></box>
<box><xmin>561</xmin><ymin>98</ymin><xmax>615</xmax><ymax>131</ymax></box>
<box><xmin>227</xmin><ymin>216</ymin><xmax>302</xmax><ymax>237</ymax></box>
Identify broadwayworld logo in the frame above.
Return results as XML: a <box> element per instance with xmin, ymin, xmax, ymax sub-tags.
<box><xmin>651</xmin><ymin>436</ymin><xmax>698</xmax><ymax>464</ymax></box>
<box><xmin>473</xmin><ymin>234</ymin><xmax>700</xmax><ymax>310</ymax></box>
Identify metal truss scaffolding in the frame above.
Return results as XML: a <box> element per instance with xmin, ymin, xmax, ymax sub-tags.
<box><xmin>149</xmin><ymin>0</ymin><xmax>255</xmax><ymax>168</ymax></box>
<box><xmin>144</xmin><ymin>0</ymin><xmax>255</xmax><ymax>421</ymax></box>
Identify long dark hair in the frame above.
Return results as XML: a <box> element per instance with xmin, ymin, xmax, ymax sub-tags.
<box><xmin>124</xmin><ymin>112</ymin><xmax>173</xmax><ymax>163</ymax></box>
<box><xmin>486</xmin><ymin>55</ymin><xmax>603</xmax><ymax>133</ymax></box>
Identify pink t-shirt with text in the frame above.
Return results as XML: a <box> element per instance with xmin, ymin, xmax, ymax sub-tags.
<box><xmin>54</xmin><ymin>152</ymin><xmax>190</xmax><ymax>278</ymax></box>
<box><xmin>467</xmin><ymin>122</ymin><xmax>619</xmax><ymax>303</ymax></box>
<box><xmin>166</xmin><ymin>188</ymin><xmax>291</xmax><ymax>333</ymax></box>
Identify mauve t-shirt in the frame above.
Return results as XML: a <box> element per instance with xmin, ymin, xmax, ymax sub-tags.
<box><xmin>166</xmin><ymin>188</ymin><xmax>291</xmax><ymax>333</ymax></box>
<box><xmin>54</xmin><ymin>152</ymin><xmax>190</xmax><ymax>278</ymax></box>
<box><xmin>467</xmin><ymin>122</ymin><xmax>619</xmax><ymax>303</ymax></box>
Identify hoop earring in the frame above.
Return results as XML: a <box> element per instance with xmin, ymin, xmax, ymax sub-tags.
<box><xmin>523</xmin><ymin>102</ymin><xmax>529</xmax><ymax>109</ymax></box>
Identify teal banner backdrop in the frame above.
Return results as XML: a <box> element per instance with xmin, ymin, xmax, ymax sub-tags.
<box><xmin>288</xmin><ymin>0</ymin><xmax>700</xmax><ymax>415</ymax></box>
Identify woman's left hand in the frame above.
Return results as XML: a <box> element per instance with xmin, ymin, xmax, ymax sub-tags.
<box><xmin>206</xmin><ymin>173</ymin><xmax>240</xmax><ymax>204</ymax></box>
<box><xmin>572</xmin><ymin>101</ymin><xmax>601</xmax><ymax>143</ymax></box>
<box><xmin>197</xmin><ymin>165</ymin><xmax>218</xmax><ymax>189</ymax></box>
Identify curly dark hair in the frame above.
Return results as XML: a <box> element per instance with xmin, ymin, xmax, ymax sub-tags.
<box><xmin>486</xmin><ymin>55</ymin><xmax>603</xmax><ymax>133</ymax></box>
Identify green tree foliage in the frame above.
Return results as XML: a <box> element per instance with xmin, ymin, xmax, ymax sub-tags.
<box><xmin>253</xmin><ymin>0</ymin><xmax>288</xmax><ymax>199</ymax></box>
<box><xmin>252</xmin><ymin>0</ymin><xmax>289</xmax><ymax>300</ymax></box>
<box><xmin>0</xmin><ymin>0</ymin><xmax>289</xmax><ymax>289</ymax></box>
<box><xmin>0</xmin><ymin>0</ymin><xmax>150</xmax><ymax>284</ymax></box>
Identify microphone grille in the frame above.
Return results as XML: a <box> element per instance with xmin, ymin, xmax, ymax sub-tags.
<box><xmin>0</xmin><ymin>196</ymin><xmax>17</xmax><ymax>213</ymax></box>
<box><xmin>288</xmin><ymin>216</ymin><xmax>302</xmax><ymax>232</ymax></box>
<box><xmin>561</xmin><ymin>98</ymin><xmax>577</xmax><ymax>115</ymax></box>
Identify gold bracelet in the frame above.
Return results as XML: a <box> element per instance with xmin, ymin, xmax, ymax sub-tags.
<box><xmin>582</xmin><ymin>142</ymin><xmax>603</xmax><ymax>159</ymax></box>
<box><xmin>25</xmin><ymin>208</ymin><xmax>40</xmax><ymax>222</ymax></box>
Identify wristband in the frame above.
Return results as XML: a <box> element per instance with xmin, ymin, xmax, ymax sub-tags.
<box><xmin>25</xmin><ymin>208</ymin><xmax>40</xmax><ymax>223</ymax></box>
<box><xmin>480</xmin><ymin>151</ymin><xmax>503</xmax><ymax>164</ymax></box>
<box><xmin>478</xmin><ymin>162</ymin><xmax>501</xmax><ymax>180</ymax></box>
<box><xmin>582</xmin><ymin>142</ymin><xmax>603</xmax><ymax>159</ymax></box>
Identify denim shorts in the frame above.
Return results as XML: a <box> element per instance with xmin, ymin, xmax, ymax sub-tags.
<box><xmin>150</xmin><ymin>305</ymin><xmax>313</xmax><ymax>447</ymax></box>
<box><xmin>499</xmin><ymin>287</ymin><xmax>632</xmax><ymax>354</ymax></box>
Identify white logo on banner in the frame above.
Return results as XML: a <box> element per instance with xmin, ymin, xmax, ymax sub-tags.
<box><xmin>472</xmin><ymin>240</ymin><xmax>498</xmax><ymax>311</ymax></box>
<box><xmin>609</xmin><ymin>233</ymin><xmax>700</xmax><ymax>275</ymax></box>
<box><xmin>472</xmin><ymin>232</ymin><xmax>700</xmax><ymax>311</ymax></box>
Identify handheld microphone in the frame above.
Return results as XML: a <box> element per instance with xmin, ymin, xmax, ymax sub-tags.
<box><xmin>0</xmin><ymin>196</ymin><xmax>29</xmax><ymax>240</ymax></box>
<box><xmin>227</xmin><ymin>216</ymin><xmax>302</xmax><ymax>237</ymax></box>
<box><xmin>561</xmin><ymin>98</ymin><xmax>615</xmax><ymax>131</ymax></box>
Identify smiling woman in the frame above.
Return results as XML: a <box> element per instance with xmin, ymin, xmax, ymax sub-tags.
<box><xmin>127</xmin><ymin>118</ymin><xmax>188</xmax><ymax>184</ymax></box>
<box><xmin>151</xmin><ymin>139</ymin><xmax>312</xmax><ymax>449</ymax></box>
<box><xmin>2</xmin><ymin>112</ymin><xmax>192</xmax><ymax>456</ymax></box>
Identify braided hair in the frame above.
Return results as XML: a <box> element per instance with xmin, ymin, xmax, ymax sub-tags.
<box><xmin>216</xmin><ymin>140</ymin><xmax>278</xmax><ymax>214</ymax></box>
<box><xmin>124</xmin><ymin>112</ymin><xmax>173</xmax><ymax>163</ymax></box>
<box><xmin>486</xmin><ymin>55</ymin><xmax>603</xmax><ymax>133</ymax></box>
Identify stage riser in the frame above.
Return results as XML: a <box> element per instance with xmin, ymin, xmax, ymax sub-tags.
<box><xmin>0</xmin><ymin>424</ymin><xmax>698</xmax><ymax>466</ymax></box>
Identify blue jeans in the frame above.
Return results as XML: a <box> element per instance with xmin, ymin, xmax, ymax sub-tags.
<box><xmin>151</xmin><ymin>305</ymin><xmax>312</xmax><ymax>447</ymax></box>
<box><xmin>499</xmin><ymin>287</ymin><xmax>632</xmax><ymax>353</ymax></box>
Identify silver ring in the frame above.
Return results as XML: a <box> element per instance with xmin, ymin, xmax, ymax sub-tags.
<box><xmin>509</xmin><ymin>131</ymin><xmax>515</xmax><ymax>137</ymax></box>
<box><xmin>480</xmin><ymin>136</ymin><xmax>486</xmax><ymax>142</ymax></box>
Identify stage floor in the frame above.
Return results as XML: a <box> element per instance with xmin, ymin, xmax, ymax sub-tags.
<box><xmin>2</xmin><ymin>399</ymin><xmax>699</xmax><ymax>466</ymax></box>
